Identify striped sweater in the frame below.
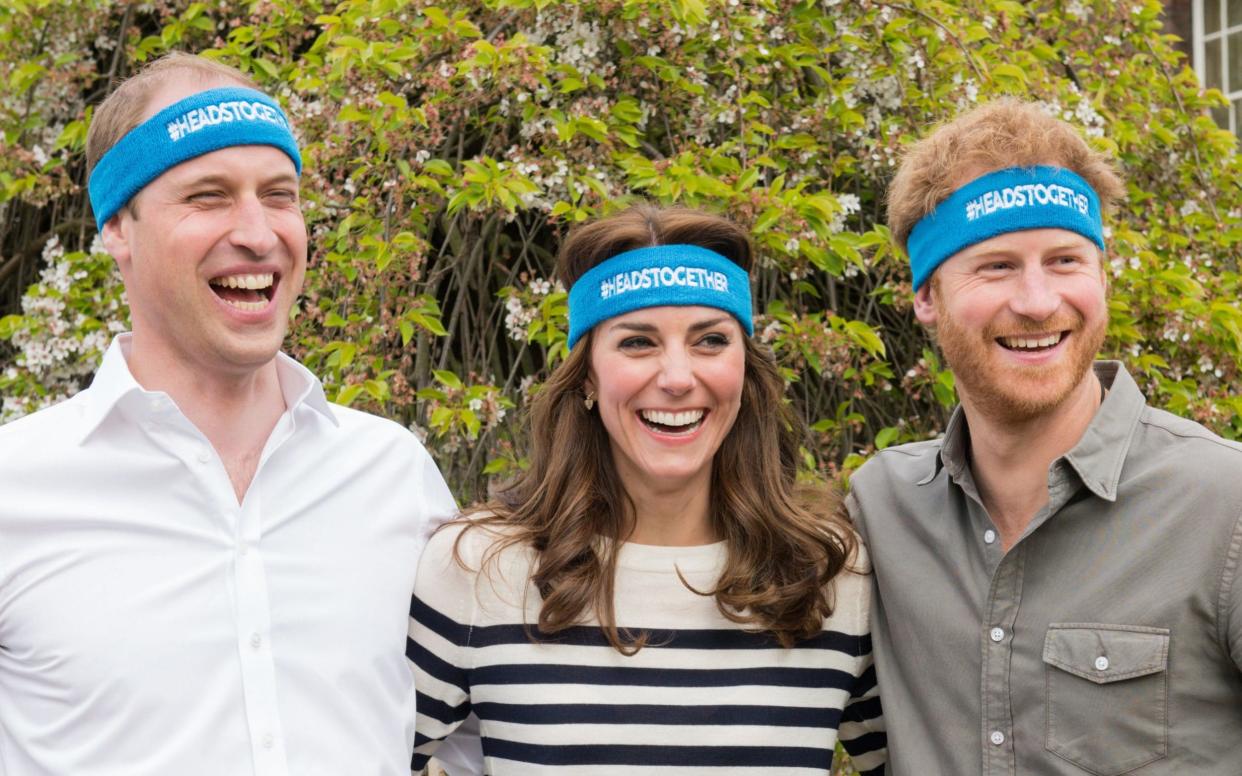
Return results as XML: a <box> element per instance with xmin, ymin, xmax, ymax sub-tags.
<box><xmin>409</xmin><ymin>522</ymin><xmax>886</xmax><ymax>775</ymax></box>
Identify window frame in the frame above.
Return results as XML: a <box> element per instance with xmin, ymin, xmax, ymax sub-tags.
<box><xmin>1194</xmin><ymin>0</ymin><xmax>1242</xmax><ymax>134</ymax></box>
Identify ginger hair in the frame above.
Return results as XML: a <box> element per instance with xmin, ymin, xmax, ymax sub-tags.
<box><xmin>887</xmin><ymin>98</ymin><xmax>1125</xmax><ymax>252</ymax></box>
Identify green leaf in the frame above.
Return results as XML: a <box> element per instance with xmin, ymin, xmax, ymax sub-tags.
<box><xmin>433</xmin><ymin>369</ymin><xmax>464</xmax><ymax>390</ymax></box>
<box><xmin>875</xmin><ymin>426</ymin><xmax>899</xmax><ymax>450</ymax></box>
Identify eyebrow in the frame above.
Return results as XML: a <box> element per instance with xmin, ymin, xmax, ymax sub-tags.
<box><xmin>608</xmin><ymin>316</ymin><xmax>732</xmax><ymax>334</ymax></box>
<box><xmin>178</xmin><ymin>172</ymin><xmax>300</xmax><ymax>190</ymax></box>
<box><xmin>969</xmin><ymin>242</ymin><xmax>1092</xmax><ymax>260</ymax></box>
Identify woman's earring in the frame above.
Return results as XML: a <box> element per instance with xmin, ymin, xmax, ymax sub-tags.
<box><xmin>583</xmin><ymin>390</ymin><xmax>595</xmax><ymax>410</ymax></box>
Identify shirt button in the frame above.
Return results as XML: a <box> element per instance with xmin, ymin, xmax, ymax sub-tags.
<box><xmin>197</xmin><ymin>446</ymin><xmax>210</xmax><ymax>463</ymax></box>
<box><xmin>984</xmin><ymin>529</ymin><xmax>997</xmax><ymax>545</ymax></box>
<box><xmin>250</xmin><ymin>632</ymin><xmax>262</xmax><ymax>650</ymax></box>
<box><xmin>262</xmin><ymin>733</ymin><xmax>274</xmax><ymax>750</ymax></box>
<box><xmin>1095</xmin><ymin>655</ymin><xmax>1110</xmax><ymax>671</ymax></box>
<box><xmin>990</xmin><ymin>730</ymin><xmax>1005</xmax><ymax>746</ymax></box>
<box><xmin>989</xmin><ymin>627</ymin><xmax>1005</xmax><ymax>642</ymax></box>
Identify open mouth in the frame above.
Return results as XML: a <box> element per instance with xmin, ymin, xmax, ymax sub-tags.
<box><xmin>997</xmin><ymin>332</ymin><xmax>1067</xmax><ymax>353</ymax></box>
<box><xmin>639</xmin><ymin>409</ymin><xmax>706</xmax><ymax>435</ymax></box>
<box><xmin>208</xmin><ymin>272</ymin><xmax>277</xmax><ymax>312</ymax></box>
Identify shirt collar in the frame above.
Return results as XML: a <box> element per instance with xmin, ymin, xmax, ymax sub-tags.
<box><xmin>1060</xmin><ymin>361</ymin><xmax>1144</xmax><ymax>501</ymax></box>
<box><xmin>77</xmin><ymin>333</ymin><xmax>339</xmax><ymax>444</ymax></box>
<box><xmin>922</xmin><ymin>361</ymin><xmax>1145</xmax><ymax>502</ymax></box>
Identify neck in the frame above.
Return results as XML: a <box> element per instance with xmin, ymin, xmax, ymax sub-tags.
<box><xmin>618</xmin><ymin>467</ymin><xmax>717</xmax><ymax>546</ymax></box>
<box><xmin>962</xmin><ymin>368</ymin><xmax>1102</xmax><ymax>549</ymax></box>
<box><xmin>126</xmin><ymin>330</ymin><xmax>287</xmax><ymax>502</ymax></box>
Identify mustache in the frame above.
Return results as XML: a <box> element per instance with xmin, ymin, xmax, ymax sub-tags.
<box><xmin>983</xmin><ymin>312</ymin><xmax>1084</xmax><ymax>339</ymax></box>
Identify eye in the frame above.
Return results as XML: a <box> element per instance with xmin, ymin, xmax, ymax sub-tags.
<box><xmin>266</xmin><ymin>188</ymin><xmax>299</xmax><ymax>204</ymax></box>
<box><xmin>187</xmin><ymin>190</ymin><xmax>226</xmax><ymax>204</ymax></box>
<box><xmin>696</xmin><ymin>332</ymin><xmax>731</xmax><ymax>350</ymax></box>
<box><xmin>618</xmin><ymin>335</ymin><xmax>655</xmax><ymax>351</ymax></box>
<box><xmin>1053</xmin><ymin>254</ymin><xmax>1082</xmax><ymax>267</ymax></box>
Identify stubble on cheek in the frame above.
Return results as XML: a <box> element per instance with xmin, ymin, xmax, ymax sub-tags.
<box><xmin>933</xmin><ymin>304</ymin><xmax>1106</xmax><ymax>424</ymax></box>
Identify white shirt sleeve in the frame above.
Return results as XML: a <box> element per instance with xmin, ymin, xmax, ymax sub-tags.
<box><xmin>427</xmin><ymin>713</ymin><xmax>484</xmax><ymax>775</ymax></box>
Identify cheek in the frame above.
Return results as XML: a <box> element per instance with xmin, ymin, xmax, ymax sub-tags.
<box><xmin>705</xmin><ymin>352</ymin><xmax>746</xmax><ymax>409</ymax></box>
<box><xmin>590</xmin><ymin>355</ymin><xmax>649</xmax><ymax>414</ymax></box>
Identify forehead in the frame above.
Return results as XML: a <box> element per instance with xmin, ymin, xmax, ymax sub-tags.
<box><xmin>950</xmin><ymin>228</ymin><xmax>1100</xmax><ymax>262</ymax></box>
<box><xmin>139</xmin><ymin>72</ymin><xmax>253</xmax><ymax>122</ymax></box>
<box><xmin>602</xmin><ymin>305</ymin><xmax>739</xmax><ymax>328</ymax></box>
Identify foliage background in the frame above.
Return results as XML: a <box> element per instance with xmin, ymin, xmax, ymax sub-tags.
<box><xmin>1</xmin><ymin>0</ymin><xmax>1239</xmax><ymax>771</ymax></box>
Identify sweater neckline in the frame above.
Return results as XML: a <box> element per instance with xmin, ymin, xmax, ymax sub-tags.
<box><xmin>613</xmin><ymin>539</ymin><xmax>727</xmax><ymax>573</ymax></box>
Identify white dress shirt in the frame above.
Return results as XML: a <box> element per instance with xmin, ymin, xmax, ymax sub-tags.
<box><xmin>0</xmin><ymin>335</ymin><xmax>480</xmax><ymax>776</ymax></box>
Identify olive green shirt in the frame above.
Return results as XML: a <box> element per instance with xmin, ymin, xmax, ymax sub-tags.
<box><xmin>846</xmin><ymin>361</ymin><xmax>1242</xmax><ymax>775</ymax></box>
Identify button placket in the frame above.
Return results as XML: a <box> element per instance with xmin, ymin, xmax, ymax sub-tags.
<box><xmin>231</xmin><ymin>483</ymin><xmax>289</xmax><ymax>775</ymax></box>
<box><xmin>982</xmin><ymin>545</ymin><xmax>1025</xmax><ymax>774</ymax></box>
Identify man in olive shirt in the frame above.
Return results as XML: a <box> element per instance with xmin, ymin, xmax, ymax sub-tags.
<box><xmin>848</xmin><ymin>99</ymin><xmax>1242</xmax><ymax>774</ymax></box>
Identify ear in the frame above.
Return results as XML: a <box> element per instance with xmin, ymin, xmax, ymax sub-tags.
<box><xmin>913</xmin><ymin>281</ymin><xmax>939</xmax><ymax>326</ymax></box>
<box><xmin>100</xmin><ymin>209</ymin><xmax>133</xmax><ymax>269</ymax></box>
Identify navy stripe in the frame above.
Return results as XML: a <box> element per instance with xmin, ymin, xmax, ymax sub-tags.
<box><xmin>408</xmin><ymin>637</ymin><xmax>470</xmax><ymax>693</ymax></box>
<box><xmin>841</xmin><ymin>694</ymin><xmax>882</xmax><ymax>723</ymax></box>
<box><xmin>415</xmin><ymin>690</ymin><xmax>470</xmax><ymax>727</ymax></box>
<box><xmin>849</xmin><ymin>663</ymin><xmax>878</xmax><ymax>698</ymax></box>
<box><xmin>472</xmin><ymin>662</ymin><xmax>855</xmax><ymax>689</ymax></box>
<box><xmin>484</xmin><ymin>738</ymin><xmax>831</xmax><ymax>768</ymax></box>
<box><xmin>840</xmin><ymin>730</ymin><xmax>887</xmax><ymax>757</ymax></box>
<box><xmin>411</xmin><ymin>594</ymin><xmax>473</xmax><ymax>647</ymax></box>
<box><xmin>473</xmin><ymin>701</ymin><xmax>845</xmax><ymax>728</ymax></box>
<box><xmin>411</xmin><ymin>735</ymin><xmax>433</xmax><ymax>771</ymax></box>
<box><xmin>464</xmin><ymin>620</ymin><xmax>867</xmax><ymax>653</ymax></box>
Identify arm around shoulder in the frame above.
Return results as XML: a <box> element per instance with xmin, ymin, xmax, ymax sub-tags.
<box><xmin>409</xmin><ymin>522</ymin><xmax>484</xmax><ymax>772</ymax></box>
<box><xmin>835</xmin><ymin>541</ymin><xmax>886</xmax><ymax>773</ymax></box>
<box><xmin>1220</xmin><ymin>510</ymin><xmax>1242</xmax><ymax>673</ymax></box>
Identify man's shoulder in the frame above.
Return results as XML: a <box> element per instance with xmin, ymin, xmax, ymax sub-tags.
<box><xmin>1131</xmin><ymin>403</ymin><xmax>1242</xmax><ymax>480</ymax></box>
<box><xmin>323</xmin><ymin>403</ymin><xmax>429</xmax><ymax>453</ymax></box>
<box><xmin>851</xmin><ymin>436</ymin><xmax>944</xmax><ymax>488</ymax></box>
<box><xmin>0</xmin><ymin>394</ymin><xmax>89</xmax><ymax>460</ymax></box>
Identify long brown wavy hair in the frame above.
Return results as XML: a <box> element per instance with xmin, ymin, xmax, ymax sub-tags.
<box><xmin>459</xmin><ymin>203</ymin><xmax>856</xmax><ymax>651</ymax></box>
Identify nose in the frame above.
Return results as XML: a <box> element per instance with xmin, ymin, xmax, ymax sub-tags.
<box><xmin>656</xmin><ymin>346</ymin><xmax>696</xmax><ymax>395</ymax></box>
<box><xmin>227</xmin><ymin>194</ymin><xmax>279</xmax><ymax>257</ymax></box>
<box><xmin>1008</xmin><ymin>263</ymin><xmax>1061</xmax><ymax>322</ymax></box>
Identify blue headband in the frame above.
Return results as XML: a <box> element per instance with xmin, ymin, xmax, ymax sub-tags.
<box><xmin>566</xmin><ymin>244</ymin><xmax>754</xmax><ymax>349</ymax></box>
<box><xmin>907</xmin><ymin>165</ymin><xmax>1105</xmax><ymax>290</ymax></box>
<box><xmin>88</xmin><ymin>86</ymin><xmax>302</xmax><ymax>231</ymax></box>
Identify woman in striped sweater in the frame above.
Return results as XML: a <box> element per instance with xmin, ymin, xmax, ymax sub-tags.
<box><xmin>410</xmin><ymin>204</ymin><xmax>886</xmax><ymax>775</ymax></box>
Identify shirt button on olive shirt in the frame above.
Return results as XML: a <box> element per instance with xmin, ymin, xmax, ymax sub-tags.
<box><xmin>846</xmin><ymin>361</ymin><xmax>1242</xmax><ymax>775</ymax></box>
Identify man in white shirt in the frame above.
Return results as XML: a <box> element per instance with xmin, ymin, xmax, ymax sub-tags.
<box><xmin>0</xmin><ymin>53</ymin><xmax>480</xmax><ymax>775</ymax></box>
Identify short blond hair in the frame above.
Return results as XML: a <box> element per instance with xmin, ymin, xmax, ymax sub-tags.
<box><xmin>85</xmin><ymin>52</ymin><xmax>256</xmax><ymax>176</ymax></box>
<box><xmin>886</xmin><ymin>99</ymin><xmax>1125</xmax><ymax>252</ymax></box>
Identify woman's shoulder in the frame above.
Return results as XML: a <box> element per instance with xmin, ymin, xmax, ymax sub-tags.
<box><xmin>424</xmin><ymin>513</ymin><xmax>532</xmax><ymax>568</ymax></box>
<box><xmin>418</xmin><ymin>513</ymin><xmax>539</xmax><ymax>616</ymax></box>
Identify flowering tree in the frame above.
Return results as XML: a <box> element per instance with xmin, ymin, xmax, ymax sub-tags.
<box><xmin>2</xmin><ymin>0</ymin><xmax>1239</xmax><ymax>507</ymax></box>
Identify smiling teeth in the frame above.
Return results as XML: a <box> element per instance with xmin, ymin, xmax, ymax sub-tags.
<box><xmin>641</xmin><ymin>409</ymin><xmax>704</xmax><ymax>427</ymax></box>
<box><xmin>210</xmin><ymin>273</ymin><xmax>273</xmax><ymax>290</ymax></box>
<box><xmin>1001</xmin><ymin>333</ymin><xmax>1063</xmax><ymax>350</ymax></box>
<box><xmin>225</xmin><ymin>299</ymin><xmax>267</xmax><ymax>312</ymax></box>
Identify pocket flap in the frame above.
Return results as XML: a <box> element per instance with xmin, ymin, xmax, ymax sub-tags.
<box><xmin>1042</xmin><ymin>624</ymin><xmax>1169</xmax><ymax>684</ymax></box>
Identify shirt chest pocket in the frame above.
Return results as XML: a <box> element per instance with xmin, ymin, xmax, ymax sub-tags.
<box><xmin>1042</xmin><ymin>624</ymin><xmax>1169</xmax><ymax>776</ymax></box>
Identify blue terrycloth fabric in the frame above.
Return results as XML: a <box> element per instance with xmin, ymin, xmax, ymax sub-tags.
<box><xmin>88</xmin><ymin>87</ymin><xmax>301</xmax><ymax>231</ymax></box>
<box><xmin>906</xmin><ymin>165</ymin><xmax>1105</xmax><ymax>290</ymax></box>
<box><xmin>567</xmin><ymin>244</ymin><xmax>753</xmax><ymax>349</ymax></box>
